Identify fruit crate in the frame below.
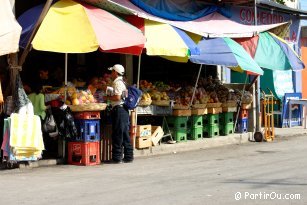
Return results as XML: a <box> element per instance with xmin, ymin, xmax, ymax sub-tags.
<box><xmin>203</xmin><ymin>114</ymin><xmax>219</xmax><ymax>125</ymax></box>
<box><xmin>219</xmin><ymin>112</ymin><xmax>234</xmax><ymax>125</ymax></box>
<box><xmin>220</xmin><ymin>123</ymin><xmax>234</xmax><ymax>136</ymax></box>
<box><xmin>188</xmin><ymin>127</ymin><xmax>203</xmax><ymax>140</ymax></box>
<box><xmin>73</xmin><ymin>111</ymin><xmax>101</xmax><ymax>120</ymax></box>
<box><xmin>170</xmin><ymin>128</ymin><xmax>187</xmax><ymax>142</ymax></box>
<box><xmin>188</xmin><ymin>115</ymin><xmax>203</xmax><ymax>128</ymax></box>
<box><xmin>166</xmin><ymin>116</ymin><xmax>189</xmax><ymax>130</ymax></box>
<box><xmin>203</xmin><ymin>124</ymin><xmax>219</xmax><ymax>138</ymax></box>
<box><xmin>68</xmin><ymin>141</ymin><xmax>100</xmax><ymax>166</ymax></box>
<box><xmin>74</xmin><ymin>119</ymin><xmax>100</xmax><ymax>142</ymax></box>
<box><xmin>236</xmin><ymin>119</ymin><xmax>248</xmax><ymax>133</ymax></box>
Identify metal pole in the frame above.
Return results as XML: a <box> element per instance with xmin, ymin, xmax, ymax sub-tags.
<box><xmin>189</xmin><ymin>64</ymin><xmax>203</xmax><ymax>107</ymax></box>
<box><xmin>64</xmin><ymin>53</ymin><xmax>68</xmax><ymax>101</ymax></box>
<box><xmin>254</xmin><ymin>0</ymin><xmax>261</xmax><ymax>132</ymax></box>
<box><xmin>137</xmin><ymin>55</ymin><xmax>141</xmax><ymax>88</ymax></box>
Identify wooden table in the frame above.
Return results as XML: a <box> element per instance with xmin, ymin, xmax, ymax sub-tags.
<box><xmin>288</xmin><ymin>99</ymin><xmax>307</xmax><ymax>128</ymax></box>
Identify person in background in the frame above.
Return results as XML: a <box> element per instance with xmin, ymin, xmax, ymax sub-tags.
<box><xmin>103</xmin><ymin>64</ymin><xmax>133</xmax><ymax>164</ymax></box>
<box><xmin>87</xmin><ymin>77</ymin><xmax>103</xmax><ymax>102</ymax></box>
<box><xmin>87</xmin><ymin>77</ymin><xmax>99</xmax><ymax>95</ymax></box>
<box><xmin>28</xmin><ymin>83</ymin><xmax>47</xmax><ymax>121</ymax></box>
<box><xmin>37</xmin><ymin>67</ymin><xmax>53</xmax><ymax>88</ymax></box>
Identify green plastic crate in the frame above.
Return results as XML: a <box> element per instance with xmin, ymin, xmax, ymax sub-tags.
<box><xmin>188</xmin><ymin>127</ymin><xmax>203</xmax><ymax>140</ymax></box>
<box><xmin>219</xmin><ymin>112</ymin><xmax>234</xmax><ymax>125</ymax></box>
<box><xmin>203</xmin><ymin>125</ymin><xmax>219</xmax><ymax>138</ymax></box>
<box><xmin>188</xmin><ymin>115</ymin><xmax>203</xmax><ymax>128</ymax></box>
<box><xmin>167</xmin><ymin>116</ymin><xmax>189</xmax><ymax>130</ymax></box>
<box><xmin>170</xmin><ymin>128</ymin><xmax>187</xmax><ymax>142</ymax></box>
<box><xmin>220</xmin><ymin>123</ymin><xmax>234</xmax><ymax>136</ymax></box>
<box><xmin>203</xmin><ymin>114</ymin><xmax>219</xmax><ymax>125</ymax></box>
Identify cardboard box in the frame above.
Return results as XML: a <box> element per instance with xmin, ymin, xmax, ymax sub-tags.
<box><xmin>191</xmin><ymin>108</ymin><xmax>207</xmax><ymax>115</ymax></box>
<box><xmin>135</xmin><ymin>136</ymin><xmax>152</xmax><ymax>149</ymax></box>
<box><xmin>172</xmin><ymin>109</ymin><xmax>191</xmax><ymax>116</ymax></box>
<box><xmin>151</xmin><ymin>126</ymin><xmax>164</xmax><ymax>146</ymax></box>
<box><xmin>137</xmin><ymin>125</ymin><xmax>152</xmax><ymax>137</ymax></box>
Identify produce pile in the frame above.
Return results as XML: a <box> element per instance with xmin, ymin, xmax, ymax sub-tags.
<box><xmin>66</xmin><ymin>90</ymin><xmax>96</xmax><ymax>105</ymax></box>
<box><xmin>138</xmin><ymin>76</ymin><xmax>253</xmax><ymax>108</ymax></box>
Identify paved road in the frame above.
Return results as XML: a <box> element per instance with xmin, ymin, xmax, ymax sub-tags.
<box><xmin>0</xmin><ymin>135</ymin><xmax>306</xmax><ymax>205</ymax></box>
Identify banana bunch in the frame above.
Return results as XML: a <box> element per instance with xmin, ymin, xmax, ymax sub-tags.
<box><xmin>141</xmin><ymin>93</ymin><xmax>152</xmax><ymax>101</ymax></box>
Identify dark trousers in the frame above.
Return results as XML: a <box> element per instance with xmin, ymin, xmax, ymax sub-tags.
<box><xmin>111</xmin><ymin>105</ymin><xmax>133</xmax><ymax>161</ymax></box>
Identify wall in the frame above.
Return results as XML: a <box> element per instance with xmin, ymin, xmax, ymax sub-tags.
<box><xmin>301</xmin><ymin>46</ymin><xmax>307</xmax><ymax>98</ymax></box>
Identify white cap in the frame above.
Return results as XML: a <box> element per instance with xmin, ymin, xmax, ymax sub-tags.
<box><xmin>108</xmin><ymin>64</ymin><xmax>125</xmax><ymax>75</ymax></box>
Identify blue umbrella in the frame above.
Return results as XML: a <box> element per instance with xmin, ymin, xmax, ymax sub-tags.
<box><xmin>189</xmin><ymin>37</ymin><xmax>264</xmax><ymax>75</ymax></box>
<box><xmin>17</xmin><ymin>4</ymin><xmax>44</xmax><ymax>49</ymax></box>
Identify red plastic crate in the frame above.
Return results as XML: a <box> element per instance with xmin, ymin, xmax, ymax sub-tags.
<box><xmin>238</xmin><ymin>109</ymin><xmax>248</xmax><ymax>119</ymax></box>
<box><xmin>68</xmin><ymin>142</ymin><xmax>100</xmax><ymax>166</ymax></box>
<box><xmin>73</xmin><ymin>111</ymin><xmax>101</xmax><ymax>120</ymax></box>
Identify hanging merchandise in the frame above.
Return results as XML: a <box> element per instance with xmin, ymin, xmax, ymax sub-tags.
<box><xmin>1</xmin><ymin>113</ymin><xmax>45</xmax><ymax>162</ymax></box>
<box><xmin>42</xmin><ymin>108</ymin><xmax>58</xmax><ymax>138</ymax></box>
<box><xmin>55</xmin><ymin>105</ymin><xmax>78</xmax><ymax>140</ymax></box>
<box><xmin>13</xmin><ymin>73</ymin><xmax>33</xmax><ymax>115</ymax></box>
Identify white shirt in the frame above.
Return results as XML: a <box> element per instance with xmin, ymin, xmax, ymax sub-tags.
<box><xmin>110</xmin><ymin>76</ymin><xmax>126</xmax><ymax>107</ymax></box>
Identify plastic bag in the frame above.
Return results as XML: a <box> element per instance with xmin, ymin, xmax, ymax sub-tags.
<box><xmin>42</xmin><ymin>108</ymin><xmax>57</xmax><ymax>134</ymax></box>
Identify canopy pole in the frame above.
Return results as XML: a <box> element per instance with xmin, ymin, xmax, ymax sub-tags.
<box><xmin>189</xmin><ymin>64</ymin><xmax>203</xmax><ymax>107</ymax></box>
<box><xmin>137</xmin><ymin>55</ymin><xmax>141</xmax><ymax>88</ymax></box>
<box><xmin>254</xmin><ymin>0</ymin><xmax>261</xmax><ymax>132</ymax></box>
<box><xmin>64</xmin><ymin>53</ymin><xmax>68</xmax><ymax>101</ymax></box>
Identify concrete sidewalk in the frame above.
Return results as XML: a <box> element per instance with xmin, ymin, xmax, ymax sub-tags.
<box><xmin>1</xmin><ymin>126</ymin><xmax>306</xmax><ymax>169</ymax></box>
<box><xmin>134</xmin><ymin>126</ymin><xmax>307</xmax><ymax>157</ymax></box>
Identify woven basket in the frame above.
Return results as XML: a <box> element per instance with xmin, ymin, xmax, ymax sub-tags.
<box><xmin>151</xmin><ymin>100</ymin><xmax>170</xmax><ymax>107</ymax></box>
<box><xmin>206</xmin><ymin>102</ymin><xmax>222</xmax><ymax>108</ymax></box>
<box><xmin>138</xmin><ymin>99</ymin><xmax>152</xmax><ymax>107</ymax></box>
<box><xmin>173</xmin><ymin>104</ymin><xmax>190</xmax><ymax>110</ymax></box>
<box><xmin>192</xmin><ymin>103</ymin><xmax>207</xmax><ymax>109</ymax></box>
<box><xmin>221</xmin><ymin>101</ymin><xmax>237</xmax><ymax>108</ymax></box>
<box><xmin>69</xmin><ymin>103</ymin><xmax>107</xmax><ymax>112</ymax></box>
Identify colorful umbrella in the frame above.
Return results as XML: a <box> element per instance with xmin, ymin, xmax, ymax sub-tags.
<box><xmin>18</xmin><ymin>0</ymin><xmax>147</xmax><ymax>96</ymax></box>
<box><xmin>18</xmin><ymin>0</ymin><xmax>146</xmax><ymax>55</ymax></box>
<box><xmin>125</xmin><ymin>16</ymin><xmax>201</xmax><ymax>62</ymax></box>
<box><xmin>235</xmin><ymin>32</ymin><xmax>305</xmax><ymax>71</ymax></box>
<box><xmin>189</xmin><ymin>37</ymin><xmax>264</xmax><ymax>75</ymax></box>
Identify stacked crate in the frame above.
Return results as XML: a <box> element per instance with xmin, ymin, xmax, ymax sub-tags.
<box><xmin>166</xmin><ymin>116</ymin><xmax>188</xmax><ymax>142</ymax></box>
<box><xmin>68</xmin><ymin>111</ymin><xmax>101</xmax><ymax>166</ymax></box>
<box><xmin>236</xmin><ymin>109</ymin><xmax>248</xmax><ymax>133</ymax></box>
<box><xmin>187</xmin><ymin>115</ymin><xmax>203</xmax><ymax>140</ymax></box>
<box><xmin>219</xmin><ymin>112</ymin><xmax>234</xmax><ymax>136</ymax></box>
<box><xmin>135</xmin><ymin>125</ymin><xmax>152</xmax><ymax>149</ymax></box>
<box><xmin>203</xmin><ymin>114</ymin><xmax>219</xmax><ymax>138</ymax></box>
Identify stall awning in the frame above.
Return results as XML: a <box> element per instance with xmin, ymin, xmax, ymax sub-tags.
<box><xmin>0</xmin><ymin>0</ymin><xmax>22</xmax><ymax>56</ymax></box>
<box><xmin>82</xmin><ymin>0</ymin><xmax>287</xmax><ymax>38</ymax></box>
<box><xmin>18</xmin><ymin>0</ymin><xmax>145</xmax><ymax>55</ymax></box>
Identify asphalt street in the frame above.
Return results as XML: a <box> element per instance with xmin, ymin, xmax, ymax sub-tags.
<box><xmin>0</xmin><ymin>134</ymin><xmax>306</xmax><ymax>205</ymax></box>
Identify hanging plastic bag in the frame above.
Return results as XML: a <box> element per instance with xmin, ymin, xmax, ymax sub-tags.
<box><xmin>42</xmin><ymin>108</ymin><xmax>57</xmax><ymax>134</ymax></box>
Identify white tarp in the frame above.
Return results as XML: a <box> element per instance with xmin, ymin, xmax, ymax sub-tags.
<box><xmin>0</xmin><ymin>0</ymin><xmax>22</xmax><ymax>56</ymax></box>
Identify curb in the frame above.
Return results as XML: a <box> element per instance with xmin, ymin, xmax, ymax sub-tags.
<box><xmin>1</xmin><ymin>129</ymin><xmax>305</xmax><ymax>170</ymax></box>
<box><xmin>134</xmin><ymin>132</ymin><xmax>252</xmax><ymax>158</ymax></box>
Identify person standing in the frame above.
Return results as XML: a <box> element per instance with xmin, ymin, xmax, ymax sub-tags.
<box><xmin>103</xmin><ymin>64</ymin><xmax>133</xmax><ymax>164</ymax></box>
<box><xmin>28</xmin><ymin>84</ymin><xmax>47</xmax><ymax>121</ymax></box>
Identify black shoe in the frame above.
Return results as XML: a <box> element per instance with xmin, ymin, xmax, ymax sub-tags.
<box><xmin>123</xmin><ymin>159</ymin><xmax>134</xmax><ymax>163</ymax></box>
<box><xmin>104</xmin><ymin>159</ymin><xmax>123</xmax><ymax>164</ymax></box>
